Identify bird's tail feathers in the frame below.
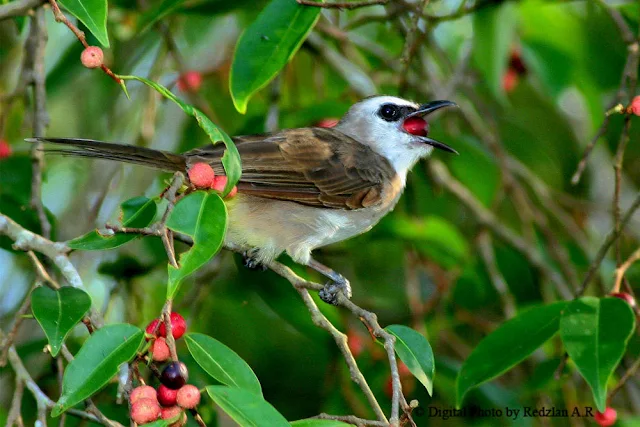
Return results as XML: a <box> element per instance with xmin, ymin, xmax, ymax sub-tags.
<box><xmin>27</xmin><ymin>137</ymin><xmax>187</xmax><ymax>172</ymax></box>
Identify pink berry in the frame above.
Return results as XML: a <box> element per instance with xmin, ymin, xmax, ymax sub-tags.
<box><xmin>176</xmin><ymin>384</ymin><xmax>201</xmax><ymax>409</ymax></box>
<box><xmin>177</xmin><ymin>71</ymin><xmax>202</xmax><ymax>93</ymax></box>
<box><xmin>211</xmin><ymin>175</ymin><xmax>227</xmax><ymax>192</ymax></box>
<box><xmin>129</xmin><ymin>385</ymin><xmax>157</xmax><ymax>405</ymax></box>
<box><xmin>160</xmin><ymin>405</ymin><xmax>183</xmax><ymax>421</ymax></box>
<box><xmin>630</xmin><ymin>96</ymin><xmax>640</xmax><ymax>116</ymax></box>
<box><xmin>503</xmin><ymin>68</ymin><xmax>519</xmax><ymax>92</ymax></box>
<box><xmin>80</xmin><ymin>46</ymin><xmax>104</xmax><ymax>69</ymax></box>
<box><xmin>130</xmin><ymin>398</ymin><xmax>161</xmax><ymax>424</ymax></box>
<box><xmin>227</xmin><ymin>185</ymin><xmax>238</xmax><ymax>198</ymax></box>
<box><xmin>188</xmin><ymin>163</ymin><xmax>215</xmax><ymax>188</ymax></box>
<box><xmin>0</xmin><ymin>140</ymin><xmax>11</xmax><ymax>159</ymax></box>
<box><xmin>157</xmin><ymin>384</ymin><xmax>179</xmax><ymax>406</ymax></box>
<box><xmin>594</xmin><ymin>407</ymin><xmax>617</xmax><ymax>427</ymax></box>
<box><xmin>610</xmin><ymin>292</ymin><xmax>637</xmax><ymax>309</ymax></box>
<box><xmin>158</xmin><ymin>312</ymin><xmax>187</xmax><ymax>340</ymax></box>
<box><xmin>402</xmin><ymin>117</ymin><xmax>428</xmax><ymax>137</ymax></box>
<box><xmin>347</xmin><ymin>329</ymin><xmax>365</xmax><ymax>358</ymax></box>
<box><xmin>152</xmin><ymin>337</ymin><xmax>171</xmax><ymax>362</ymax></box>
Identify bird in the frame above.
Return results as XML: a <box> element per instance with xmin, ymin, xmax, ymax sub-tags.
<box><xmin>29</xmin><ymin>96</ymin><xmax>457</xmax><ymax>304</ymax></box>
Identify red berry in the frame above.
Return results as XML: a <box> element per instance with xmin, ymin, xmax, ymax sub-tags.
<box><xmin>158</xmin><ymin>312</ymin><xmax>187</xmax><ymax>340</ymax></box>
<box><xmin>0</xmin><ymin>140</ymin><xmax>11</xmax><ymax>159</ymax></box>
<box><xmin>152</xmin><ymin>337</ymin><xmax>171</xmax><ymax>362</ymax></box>
<box><xmin>346</xmin><ymin>329</ymin><xmax>365</xmax><ymax>358</ymax></box>
<box><xmin>227</xmin><ymin>185</ymin><xmax>238</xmax><ymax>198</ymax></box>
<box><xmin>188</xmin><ymin>163</ymin><xmax>215</xmax><ymax>189</ymax></box>
<box><xmin>177</xmin><ymin>71</ymin><xmax>202</xmax><ymax>93</ymax></box>
<box><xmin>157</xmin><ymin>384</ymin><xmax>179</xmax><ymax>406</ymax></box>
<box><xmin>131</xmin><ymin>398</ymin><xmax>161</xmax><ymax>424</ymax></box>
<box><xmin>610</xmin><ymin>292</ymin><xmax>637</xmax><ymax>309</ymax></box>
<box><xmin>384</xmin><ymin>376</ymin><xmax>393</xmax><ymax>398</ymax></box>
<box><xmin>398</xmin><ymin>361</ymin><xmax>412</xmax><ymax>377</ymax></box>
<box><xmin>503</xmin><ymin>68</ymin><xmax>519</xmax><ymax>92</ymax></box>
<box><xmin>80</xmin><ymin>46</ymin><xmax>104</xmax><ymax>69</ymax></box>
<box><xmin>129</xmin><ymin>385</ymin><xmax>157</xmax><ymax>405</ymax></box>
<box><xmin>594</xmin><ymin>407</ymin><xmax>617</xmax><ymax>427</ymax></box>
<box><xmin>161</xmin><ymin>361</ymin><xmax>189</xmax><ymax>390</ymax></box>
<box><xmin>630</xmin><ymin>96</ymin><xmax>640</xmax><ymax>116</ymax></box>
<box><xmin>402</xmin><ymin>117</ymin><xmax>428</xmax><ymax>137</ymax></box>
<box><xmin>315</xmin><ymin>118</ymin><xmax>339</xmax><ymax>128</ymax></box>
<box><xmin>146</xmin><ymin>318</ymin><xmax>161</xmax><ymax>340</ymax></box>
<box><xmin>176</xmin><ymin>385</ymin><xmax>201</xmax><ymax>409</ymax></box>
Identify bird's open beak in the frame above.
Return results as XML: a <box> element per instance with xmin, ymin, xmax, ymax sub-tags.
<box><xmin>406</xmin><ymin>100</ymin><xmax>458</xmax><ymax>154</ymax></box>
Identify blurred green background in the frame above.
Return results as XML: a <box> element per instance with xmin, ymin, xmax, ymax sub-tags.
<box><xmin>1</xmin><ymin>0</ymin><xmax>640</xmax><ymax>425</ymax></box>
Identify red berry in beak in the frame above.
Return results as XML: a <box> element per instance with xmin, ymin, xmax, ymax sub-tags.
<box><xmin>402</xmin><ymin>117</ymin><xmax>428</xmax><ymax>136</ymax></box>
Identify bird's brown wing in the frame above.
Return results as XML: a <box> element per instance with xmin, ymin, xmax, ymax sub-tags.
<box><xmin>185</xmin><ymin>127</ymin><xmax>397</xmax><ymax>210</ymax></box>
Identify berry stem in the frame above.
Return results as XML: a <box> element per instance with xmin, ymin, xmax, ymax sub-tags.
<box><xmin>161</xmin><ymin>300</ymin><xmax>179</xmax><ymax>362</ymax></box>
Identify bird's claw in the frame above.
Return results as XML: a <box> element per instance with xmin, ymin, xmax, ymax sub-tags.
<box><xmin>242</xmin><ymin>250</ymin><xmax>267</xmax><ymax>271</ymax></box>
<box><xmin>319</xmin><ymin>277</ymin><xmax>352</xmax><ymax>305</ymax></box>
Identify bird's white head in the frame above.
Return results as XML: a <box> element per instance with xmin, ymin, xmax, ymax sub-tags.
<box><xmin>335</xmin><ymin>96</ymin><xmax>457</xmax><ymax>177</ymax></box>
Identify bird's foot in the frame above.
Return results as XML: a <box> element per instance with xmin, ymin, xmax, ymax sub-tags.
<box><xmin>242</xmin><ymin>250</ymin><xmax>267</xmax><ymax>271</ymax></box>
<box><xmin>319</xmin><ymin>276</ymin><xmax>352</xmax><ymax>305</ymax></box>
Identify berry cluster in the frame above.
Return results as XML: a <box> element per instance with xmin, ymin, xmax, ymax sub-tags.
<box><xmin>129</xmin><ymin>313</ymin><xmax>201</xmax><ymax>425</ymax></box>
<box><xmin>187</xmin><ymin>162</ymin><xmax>238</xmax><ymax>198</ymax></box>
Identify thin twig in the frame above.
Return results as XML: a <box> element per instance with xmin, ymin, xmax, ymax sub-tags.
<box><xmin>0</xmin><ymin>0</ymin><xmax>43</xmax><ymax>21</ymax></box>
<box><xmin>576</xmin><ymin>191</ymin><xmax>640</xmax><ymax>296</ymax></box>
<box><xmin>311</xmin><ymin>413</ymin><xmax>387</xmax><ymax>426</ymax></box>
<box><xmin>6</xmin><ymin>377</ymin><xmax>25</xmax><ymax>427</ymax></box>
<box><xmin>477</xmin><ymin>231</ymin><xmax>516</xmax><ymax>318</ymax></box>
<box><xmin>608</xmin><ymin>357</ymin><xmax>640</xmax><ymax>402</ymax></box>
<box><xmin>28</xmin><ymin>7</ymin><xmax>51</xmax><ymax>239</ymax></box>
<box><xmin>47</xmin><ymin>0</ymin><xmax>122</xmax><ymax>84</ymax></box>
<box><xmin>0</xmin><ymin>281</ymin><xmax>39</xmax><ymax>366</ymax></box>
<box><xmin>613</xmin><ymin>247</ymin><xmax>640</xmax><ymax>294</ymax></box>
<box><xmin>6</xmin><ymin>346</ymin><xmax>124</xmax><ymax>426</ymax></box>
<box><xmin>428</xmin><ymin>160</ymin><xmax>572</xmax><ymax>298</ymax></box>
<box><xmin>397</xmin><ymin>0</ymin><xmax>429</xmax><ymax>94</ymax></box>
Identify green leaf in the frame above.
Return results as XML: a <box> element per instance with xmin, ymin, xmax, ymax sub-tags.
<box><xmin>291</xmin><ymin>421</ymin><xmax>350</xmax><ymax>427</ymax></box>
<box><xmin>137</xmin><ymin>421</ymin><xmax>168</xmax><ymax>427</ymax></box>
<box><xmin>118</xmin><ymin>75</ymin><xmax>241</xmax><ymax>195</ymax></box>
<box><xmin>456</xmin><ymin>301</ymin><xmax>568</xmax><ymax>407</ymax></box>
<box><xmin>472</xmin><ymin>1</ymin><xmax>517</xmax><ymax>101</ymax></box>
<box><xmin>67</xmin><ymin>197</ymin><xmax>157</xmax><ymax>250</ymax></box>
<box><xmin>560</xmin><ymin>297</ymin><xmax>636</xmax><ymax>412</ymax></box>
<box><xmin>206</xmin><ymin>386</ymin><xmax>289</xmax><ymax>427</ymax></box>
<box><xmin>137</xmin><ymin>0</ymin><xmax>186</xmax><ymax>33</ymax></box>
<box><xmin>185</xmin><ymin>333</ymin><xmax>262</xmax><ymax>396</ymax></box>
<box><xmin>31</xmin><ymin>287</ymin><xmax>91</xmax><ymax>357</ymax></box>
<box><xmin>385</xmin><ymin>325</ymin><xmax>435</xmax><ymax>396</ymax></box>
<box><xmin>378</xmin><ymin>215</ymin><xmax>469</xmax><ymax>268</ymax></box>
<box><xmin>185</xmin><ymin>334</ymin><xmax>261</xmax><ymax>394</ymax></box>
<box><xmin>52</xmin><ymin>324</ymin><xmax>143</xmax><ymax>416</ymax></box>
<box><xmin>230</xmin><ymin>0</ymin><xmax>322</xmax><ymax>114</ymax></box>
<box><xmin>166</xmin><ymin>192</ymin><xmax>227</xmax><ymax>298</ymax></box>
<box><xmin>58</xmin><ymin>0</ymin><xmax>110</xmax><ymax>47</ymax></box>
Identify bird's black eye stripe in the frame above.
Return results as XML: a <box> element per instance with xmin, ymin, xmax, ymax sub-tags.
<box><xmin>378</xmin><ymin>104</ymin><xmax>417</xmax><ymax>122</ymax></box>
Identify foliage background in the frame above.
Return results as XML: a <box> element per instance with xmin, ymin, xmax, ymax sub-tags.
<box><xmin>1</xmin><ymin>0</ymin><xmax>640</xmax><ymax>426</ymax></box>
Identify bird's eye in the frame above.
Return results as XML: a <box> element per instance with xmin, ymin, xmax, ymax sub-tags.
<box><xmin>378</xmin><ymin>104</ymin><xmax>400</xmax><ymax>121</ymax></box>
